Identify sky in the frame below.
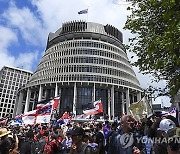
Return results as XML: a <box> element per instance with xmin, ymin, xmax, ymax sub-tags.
<box><xmin>0</xmin><ymin>0</ymin><xmax>171</xmax><ymax>106</ymax></box>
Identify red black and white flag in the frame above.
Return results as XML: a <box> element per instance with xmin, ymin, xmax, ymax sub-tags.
<box><xmin>83</xmin><ymin>100</ymin><xmax>103</xmax><ymax>115</ymax></box>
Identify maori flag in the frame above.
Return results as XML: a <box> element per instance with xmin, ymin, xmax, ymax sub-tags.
<box><xmin>36</xmin><ymin>97</ymin><xmax>60</xmax><ymax>110</ymax></box>
<box><xmin>83</xmin><ymin>100</ymin><xmax>103</xmax><ymax>115</ymax></box>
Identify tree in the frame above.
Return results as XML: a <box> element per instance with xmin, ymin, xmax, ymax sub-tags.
<box><xmin>124</xmin><ymin>0</ymin><xmax>180</xmax><ymax>97</ymax></box>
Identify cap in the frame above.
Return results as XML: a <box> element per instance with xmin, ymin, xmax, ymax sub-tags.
<box><xmin>157</xmin><ymin>119</ymin><xmax>176</xmax><ymax>132</ymax></box>
<box><xmin>70</xmin><ymin>127</ymin><xmax>85</xmax><ymax>136</ymax></box>
<box><xmin>0</xmin><ymin>128</ymin><xmax>11</xmax><ymax>137</ymax></box>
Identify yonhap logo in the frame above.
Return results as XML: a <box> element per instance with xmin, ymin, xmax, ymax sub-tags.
<box><xmin>120</xmin><ymin>133</ymin><xmax>134</xmax><ymax>148</ymax></box>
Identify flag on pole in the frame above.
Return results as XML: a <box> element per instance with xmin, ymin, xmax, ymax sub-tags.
<box><xmin>36</xmin><ymin>97</ymin><xmax>60</xmax><ymax>110</ymax></box>
<box><xmin>83</xmin><ymin>100</ymin><xmax>103</xmax><ymax>115</ymax></box>
<box><xmin>78</xmin><ymin>9</ymin><xmax>88</xmax><ymax>14</ymax></box>
<box><xmin>22</xmin><ymin>98</ymin><xmax>60</xmax><ymax>125</ymax></box>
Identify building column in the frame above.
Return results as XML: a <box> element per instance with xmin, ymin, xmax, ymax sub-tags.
<box><xmin>24</xmin><ymin>88</ymin><xmax>31</xmax><ymax>113</ymax></box>
<box><xmin>73</xmin><ymin>82</ymin><xmax>77</xmax><ymax>116</ymax></box>
<box><xmin>32</xmin><ymin>91</ymin><xmax>37</xmax><ymax>110</ymax></box>
<box><xmin>121</xmin><ymin>92</ymin><xmax>125</xmax><ymax>115</ymax></box>
<box><xmin>126</xmin><ymin>88</ymin><xmax>130</xmax><ymax>115</ymax></box>
<box><xmin>111</xmin><ymin>85</ymin><xmax>115</xmax><ymax>119</ymax></box>
<box><xmin>55</xmin><ymin>83</ymin><xmax>58</xmax><ymax>97</ymax></box>
<box><xmin>137</xmin><ymin>92</ymin><xmax>141</xmax><ymax>102</ymax></box>
<box><xmin>92</xmin><ymin>83</ymin><xmax>96</xmax><ymax>101</ymax></box>
<box><xmin>108</xmin><ymin>89</ymin><xmax>111</xmax><ymax>120</ymax></box>
<box><xmin>38</xmin><ymin>85</ymin><xmax>43</xmax><ymax>102</ymax></box>
<box><xmin>57</xmin><ymin>88</ymin><xmax>61</xmax><ymax>114</ymax></box>
<box><xmin>15</xmin><ymin>91</ymin><xmax>24</xmax><ymax>115</ymax></box>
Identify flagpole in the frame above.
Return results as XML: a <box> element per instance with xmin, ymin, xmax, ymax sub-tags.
<box><xmin>87</xmin><ymin>8</ymin><xmax>89</xmax><ymax>21</ymax></box>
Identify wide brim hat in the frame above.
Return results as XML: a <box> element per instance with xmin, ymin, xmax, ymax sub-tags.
<box><xmin>0</xmin><ymin>128</ymin><xmax>11</xmax><ymax>137</ymax></box>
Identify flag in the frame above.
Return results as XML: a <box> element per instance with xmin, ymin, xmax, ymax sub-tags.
<box><xmin>129</xmin><ymin>96</ymin><xmax>153</xmax><ymax>121</ymax></box>
<box><xmin>60</xmin><ymin>112</ymin><xmax>69</xmax><ymax>119</ymax></box>
<box><xmin>83</xmin><ymin>100</ymin><xmax>103</xmax><ymax>115</ymax></box>
<box><xmin>53</xmin><ymin>97</ymin><xmax>60</xmax><ymax>109</ymax></box>
<box><xmin>22</xmin><ymin>102</ymin><xmax>53</xmax><ymax>125</ymax></box>
<box><xmin>78</xmin><ymin>9</ymin><xmax>88</xmax><ymax>14</ymax></box>
<box><xmin>22</xmin><ymin>110</ymin><xmax>37</xmax><ymax>125</ymax></box>
<box><xmin>36</xmin><ymin>103</ymin><xmax>53</xmax><ymax>124</ymax></box>
<box><xmin>36</xmin><ymin>97</ymin><xmax>60</xmax><ymax>110</ymax></box>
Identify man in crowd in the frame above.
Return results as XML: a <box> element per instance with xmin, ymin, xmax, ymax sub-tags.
<box><xmin>107</xmin><ymin>115</ymin><xmax>142</xmax><ymax>154</ymax></box>
<box><xmin>69</xmin><ymin>127</ymin><xmax>93</xmax><ymax>154</ymax></box>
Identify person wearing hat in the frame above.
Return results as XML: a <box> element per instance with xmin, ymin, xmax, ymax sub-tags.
<box><xmin>69</xmin><ymin>127</ymin><xmax>93</xmax><ymax>154</ymax></box>
<box><xmin>0</xmin><ymin>128</ymin><xmax>19</xmax><ymax>154</ymax></box>
<box><xmin>0</xmin><ymin>128</ymin><xmax>11</xmax><ymax>140</ymax></box>
<box><xmin>153</xmin><ymin>119</ymin><xmax>176</xmax><ymax>154</ymax></box>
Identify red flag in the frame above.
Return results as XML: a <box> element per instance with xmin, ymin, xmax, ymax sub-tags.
<box><xmin>53</xmin><ymin>97</ymin><xmax>60</xmax><ymax>109</ymax></box>
<box><xmin>83</xmin><ymin>100</ymin><xmax>103</xmax><ymax>115</ymax></box>
<box><xmin>60</xmin><ymin>112</ymin><xmax>69</xmax><ymax>119</ymax></box>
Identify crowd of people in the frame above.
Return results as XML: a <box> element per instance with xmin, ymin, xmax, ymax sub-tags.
<box><xmin>0</xmin><ymin>112</ymin><xmax>179</xmax><ymax>154</ymax></box>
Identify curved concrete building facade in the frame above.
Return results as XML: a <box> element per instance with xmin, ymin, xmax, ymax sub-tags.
<box><xmin>15</xmin><ymin>21</ymin><xmax>142</xmax><ymax>118</ymax></box>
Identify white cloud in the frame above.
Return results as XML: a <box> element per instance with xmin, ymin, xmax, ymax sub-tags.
<box><xmin>3</xmin><ymin>1</ymin><xmax>46</xmax><ymax>45</ymax></box>
<box><xmin>15</xmin><ymin>51</ymin><xmax>38</xmax><ymax>71</ymax></box>
<box><xmin>0</xmin><ymin>26</ymin><xmax>18</xmax><ymax>51</ymax></box>
<box><xmin>0</xmin><ymin>25</ymin><xmax>38</xmax><ymax>71</ymax></box>
<box><xmin>0</xmin><ymin>26</ymin><xmax>17</xmax><ymax>68</ymax></box>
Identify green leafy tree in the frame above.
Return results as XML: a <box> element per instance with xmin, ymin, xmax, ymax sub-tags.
<box><xmin>124</xmin><ymin>0</ymin><xmax>180</xmax><ymax>97</ymax></box>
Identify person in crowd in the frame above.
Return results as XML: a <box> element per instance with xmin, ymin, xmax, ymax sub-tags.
<box><xmin>19</xmin><ymin>129</ymin><xmax>38</xmax><ymax>154</ymax></box>
<box><xmin>95</xmin><ymin>123</ymin><xmax>105</xmax><ymax>154</ymax></box>
<box><xmin>153</xmin><ymin>118</ymin><xmax>176</xmax><ymax>154</ymax></box>
<box><xmin>61</xmin><ymin>131</ymin><xmax>72</xmax><ymax>154</ymax></box>
<box><xmin>0</xmin><ymin>128</ymin><xmax>12</xmax><ymax>140</ymax></box>
<box><xmin>69</xmin><ymin>127</ymin><xmax>92</xmax><ymax>154</ymax></box>
<box><xmin>107</xmin><ymin>115</ymin><xmax>142</xmax><ymax>154</ymax></box>
<box><xmin>0</xmin><ymin>134</ymin><xmax>19</xmax><ymax>154</ymax></box>
<box><xmin>105</xmin><ymin>121</ymin><xmax>118</xmax><ymax>151</ymax></box>
<box><xmin>43</xmin><ymin>132</ymin><xmax>62</xmax><ymax>154</ymax></box>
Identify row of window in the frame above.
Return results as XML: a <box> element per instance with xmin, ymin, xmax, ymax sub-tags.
<box><xmin>42</xmin><ymin>47</ymin><xmax>128</xmax><ymax>68</ymax></box>
<box><xmin>31</xmin><ymin>74</ymin><xmax>140</xmax><ymax>90</ymax></box>
<box><xmin>2</xmin><ymin>69</ymin><xmax>30</xmax><ymax>78</ymax></box>
<box><xmin>0</xmin><ymin>94</ymin><xmax>15</xmax><ymax>99</ymax></box>
<box><xmin>0</xmin><ymin>84</ymin><xmax>20</xmax><ymax>90</ymax></box>
<box><xmin>39</xmin><ymin>56</ymin><xmax>132</xmax><ymax>74</ymax></box>
<box><xmin>34</xmin><ymin>65</ymin><xmax>136</xmax><ymax>83</ymax></box>
<box><xmin>1</xmin><ymin>75</ymin><xmax>29</xmax><ymax>82</ymax></box>
<box><xmin>0</xmin><ymin>89</ymin><xmax>16</xmax><ymax>95</ymax></box>
<box><xmin>49</xmin><ymin>40</ymin><xmax>124</xmax><ymax>56</ymax></box>
<box><xmin>0</xmin><ymin>102</ymin><xmax>14</xmax><ymax>108</ymax></box>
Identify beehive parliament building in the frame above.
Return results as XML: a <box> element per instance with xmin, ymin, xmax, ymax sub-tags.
<box><xmin>14</xmin><ymin>21</ymin><xmax>143</xmax><ymax>118</ymax></box>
